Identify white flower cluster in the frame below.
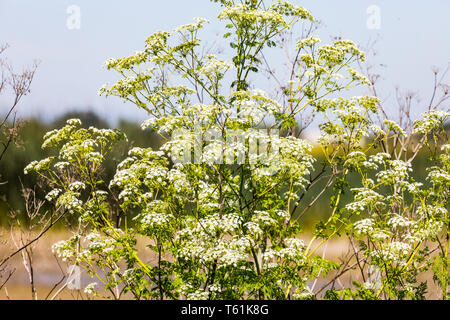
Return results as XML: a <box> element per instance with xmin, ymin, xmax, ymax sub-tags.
<box><xmin>410</xmin><ymin>219</ymin><xmax>444</xmax><ymax>241</ymax></box>
<box><xmin>52</xmin><ymin>240</ymin><xmax>74</xmax><ymax>262</ymax></box>
<box><xmin>201</xmin><ymin>140</ymin><xmax>223</xmax><ymax>166</ymax></box>
<box><xmin>202</xmin><ymin>213</ymin><xmax>243</xmax><ymax>235</ymax></box>
<box><xmin>41</xmin><ymin>119</ymin><xmax>79</xmax><ymax>149</ymax></box>
<box><xmin>84</xmin><ymin>282</ymin><xmax>98</xmax><ymax>295</ymax></box>
<box><xmin>347</xmin><ymin>67</ymin><xmax>371</xmax><ymax>86</ymax></box>
<box><xmin>344</xmin><ymin>151</ymin><xmax>366</xmax><ymax>168</ymax></box>
<box><xmin>296</xmin><ymin>36</ymin><xmax>320</xmax><ymax>49</ymax></box>
<box><xmin>57</xmin><ymin>191</ymin><xmax>83</xmax><ymax>213</ymax></box>
<box><xmin>45</xmin><ymin>188</ymin><xmax>62</xmax><ymax>202</ymax></box>
<box><xmin>110</xmin><ymin>148</ymin><xmax>172</xmax><ymax>206</ymax></box>
<box><xmin>199</xmin><ymin>55</ymin><xmax>234</xmax><ymax>79</ymax></box>
<box><xmin>292</xmin><ymin>290</ymin><xmax>315</xmax><ymax>300</ymax></box>
<box><xmin>388</xmin><ymin>214</ymin><xmax>414</xmax><ymax>229</ymax></box>
<box><xmin>383</xmin><ymin>120</ymin><xmax>406</xmax><ymax>136</ymax></box>
<box><xmin>345</xmin><ymin>188</ymin><xmax>383</xmax><ymax>214</ymax></box>
<box><xmin>370</xmin><ymin>124</ymin><xmax>385</xmax><ymax>136</ymax></box>
<box><xmin>144</xmin><ymin>115</ymin><xmax>184</xmax><ymax>134</ymax></box>
<box><xmin>101</xmin><ymin>74</ymin><xmax>150</xmax><ymax>99</ymax></box>
<box><xmin>54</xmin><ymin>161</ymin><xmax>70</xmax><ymax>170</ymax></box>
<box><xmin>370</xmin><ymin>241</ymin><xmax>412</xmax><ymax>262</ymax></box>
<box><xmin>237</xmin><ymin>100</ymin><xmax>267</xmax><ymax>124</ymax></box>
<box><xmin>417</xmin><ymin>205</ymin><xmax>447</xmax><ymax>219</ymax></box>
<box><xmin>353</xmin><ymin>218</ymin><xmax>375</xmax><ymax>235</ymax></box>
<box><xmin>173</xmin><ymin>17</ymin><xmax>209</xmax><ymax>34</ymax></box>
<box><xmin>218</xmin><ymin>242</ymin><xmax>250</xmax><ymax>268</ymax></box>
<box><xmin>413</xmin><ymin>110</ymin><xmax>449</xmax><ymax>135</ymax></box>
<box><xmin>427</xmin><ymin>167</ymin><xmax>450</xmax><ymax>185</ymax></box>
<box><xmin>248</xmin><ymin>210</ymin><xmax>277</xmax><ymax>231</ymax></box>
<box><xmin>139</xmin><ymin>200</ymin><xmax>174</xmax><ymax>232</ymax></box>
<box><xmin>51</xmin><ymin>234</ymin><xmax>80</xmax><ymax>262</ymax></box>
<box><xmin>261</xmin><ymin>238</ymin><xmax>306</xmax><ymax>268</ymax></box>
<box><xmin>183</xmin><ymin>103</ymin><xmax>222</xmax><ymax>122</ymax></box>
<box><xmin>179</xmin><ymin>283</ymin><xmax>210</xmax><ymax>300</ymax></box>
<box><xmin>24</xmin><ymin>157</ymin><xmax>54</xmax><ymax>174</ymax></box>
<box><xmin>167</xmin><ymin>168</ymin><xmax>191</xmax><ymax>192</ymax></box>
<box><xmin>218</xmin><ymin>4</ymin><xmax>287</xmax><ymax>27</ymax></box>
<box><xmin>68</xmin><ymin>181</ymin><xmax>86</xmax><ymax>192</ymax></box>
<box><xmin>62</xmin><ymin>231</ymin><xmax>124</xmax><ymax>264</ymax></box>
<box><xmin>141</xmin><ymin>211</ymin><xmax>173</xmax><ymax>230</ymax></box>
<box><xmin>276</xmin><ymin>136</ymin><xmax>314</xmax><ymax>187</ymax></box>
<box><xmin>196</xmin><ymin>180</ymin><xmax>220</xmax><ymax>210</ymax></box>
<box><xmin>347</xmin><ymin>152</ymin><xmax>389</xmax><ymax>171</ymax></box>
<box><xmin>376</xmin><ymin>160</ymin><xmax>412</xmax><ymax>186</ymax></box>
<box><xmin>103</xmin><ymin>49</ymin><xmax>150</xmax><ymax>72</ymax></box>
<box><xmin>227</xmin><ymin>90</ymin><xmax>281</xmax><ymax>125</ymax></box>
<box><xmin>176</xmin><ymin>213</ymin><xmax>255</xmax><ymax>268</ymax></box>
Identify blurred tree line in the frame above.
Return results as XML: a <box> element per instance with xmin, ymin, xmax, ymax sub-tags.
<box><xmin>0</xmin><ymin>110</ymin><xmax>441</xmax><ymax>230</ymax></box>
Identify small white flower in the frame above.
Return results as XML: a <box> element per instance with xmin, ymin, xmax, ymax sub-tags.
<box><xmin>66</xmin><ymin>118</ymin><xmax>82</xmax><ymax>126</ymax></box>
<box><xmin>84</xmin><ymin>282</ymin><xmax>98</xmax><ymax>295</ymax></box>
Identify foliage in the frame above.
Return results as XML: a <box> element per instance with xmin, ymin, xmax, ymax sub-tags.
<box><xmin>24</xmin><ymin>0</ymin><xmax>449</xmax><ymax>300</ymax></box>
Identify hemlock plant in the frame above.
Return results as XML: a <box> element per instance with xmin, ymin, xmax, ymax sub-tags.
<box><xmin>24</xmin><ymin>0</ymin><xmax>449</xmax><ymax>300</ymax></box>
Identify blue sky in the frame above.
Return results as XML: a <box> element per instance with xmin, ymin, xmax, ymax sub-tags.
<box><xmin>1</xmin><ymin>0</ymin><xmax>449</xmax><ymax>125</ymax></box>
